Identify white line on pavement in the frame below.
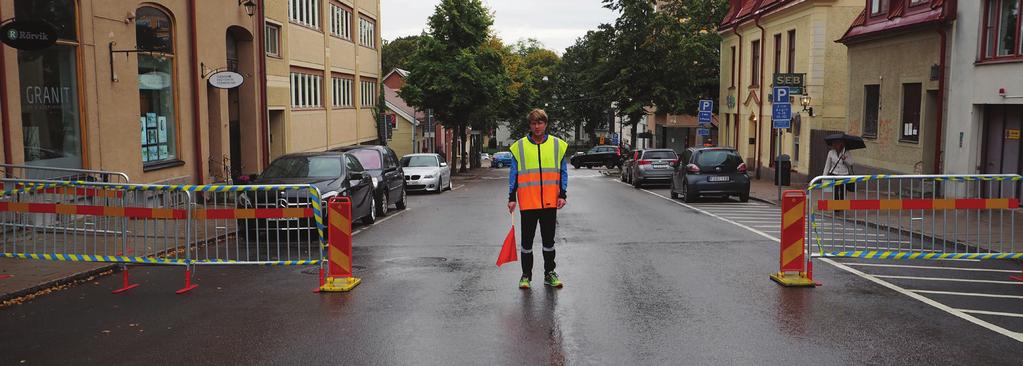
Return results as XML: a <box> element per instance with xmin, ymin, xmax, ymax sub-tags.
<box><xmin>352</xmin><ymin>208</ymin><xmax>410</xmax><ymax>236</ymax></box>
<box><xmin>956</xmin><ymin>309</ymin><xmax>1023</xmax><ymax>319</ymax></box>
<box><xmin>872</xmin><ymin>275</ymin><xmax>1023</xmax><ymax>285</ymax></box>
<box><xmin>451</xmin><ymin>184</ymin><xmax>465</xmax><ymax>191</ymax></box>
<box><xmin>610</xmin><ymin>178</ymin><xmax>1023</xmax><ymax>343</ymax></box>
<box><xmin>910</xmin><ymin>290</ymin><xmax>1023</xmax><ymax>300</ymax></box>
<box><xmin>846</xmin><ymin>263</ymin><xmax>1022</xmax><ymax>273</ymax></box>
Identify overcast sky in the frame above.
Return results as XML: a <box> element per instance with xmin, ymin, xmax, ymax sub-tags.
<box><xmin>381</xmin><ymin>0</ymin><xmax>618</xmax><ymax>53</ymax></box>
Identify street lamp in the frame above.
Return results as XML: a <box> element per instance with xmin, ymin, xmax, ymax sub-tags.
<box><xmin>239</xmin><ymin>0</ymin><xmax>257</xmax><ymax>17</ymax></box>
<box><xmin>800</xmin><ymin>94</ymin><xmax>814</xmax><ymax>117</ymax></box>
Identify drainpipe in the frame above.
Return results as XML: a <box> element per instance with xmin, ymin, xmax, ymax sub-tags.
<box><xmin>754</xmin><ymin>14</ymin><xmax>766</xmax><ymax>180</ymax></box>
<box><xmin>0</xmin><ymin>31</ymin><xmax>11</xmax><ymax>166</ymax></box>
<box><xmin>734</xmin><ymin>22</ymin><xmax>743</xmax><ymax>151</ymax></box>
<box><xmin>188</xmin><ymin>0</ymin><xmax>204</xmax><ymax>183</ymax></box>
<box><xmin>258</xmin><ymin>0</ymin><xmax>269</xmax><ymax>169</ymax></box>
<box><xmin>933</xmin><ymin>25</ymin><xmax>947</xmax><ymax>174</ymax></box>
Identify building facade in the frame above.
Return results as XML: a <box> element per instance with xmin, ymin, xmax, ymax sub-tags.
<box><xmin>837</xmin><ymin>0</ymin><xmax>955</xmax><ymax>175</ymax></box>
<box><xmin>1</xmin><ymin>0</ymin><xmax>265</xmax><ymax>184</ymax></box>
<box><xmin>719</xmin><ymin>0</ymin><xmax>862</xmax><ymax>182</ymax></box>
<box><xmin>945</xmin><ymin>0</ymin><xmax>1023</xmax><ymax>188</ymax></box>
<box><xmin>264</xmin><ymin>0</ymin><xmax>381</xmax><ymax>161</ymax></box>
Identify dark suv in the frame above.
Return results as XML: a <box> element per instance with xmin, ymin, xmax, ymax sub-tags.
<box><xmin>570</xmin><ymin>145</ymin><xmax>628</xmax><ymax>169</ymax></box>
<box><xmin>670</xmin><ymin>147</ymin><xmax>750</xmax><ymax>203</ymax></box>
<box><xmin>330</xmin><ymin>145</ymin><xmax>408</xmax><ymax>216</ymax></box>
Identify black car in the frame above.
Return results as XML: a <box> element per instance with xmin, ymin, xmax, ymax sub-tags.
<box><xmin>670</xmin><ymin>147</ymin><xmax>750</xmax><ymax>203</ymax></box>
<box><xmin>570</xmin><ymin>145</ymin><xmax>628</xmax><ymax>169</ymax></box>
<box><xmin>330</xmin><ymin>145</ymin><xmax>408</xmax><ymax>216</ymax></box>
<box><xmin>238</xmin><ymin>152</ymin><xmax>376</xmax><ymax>241</ymax></box>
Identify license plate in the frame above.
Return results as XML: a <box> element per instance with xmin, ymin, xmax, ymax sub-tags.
<box><xmin>653</xmin><ymin>163</ymin><xmax>668</xmax><ymax>169</ymax></box>
<box><xmin>708</xmin><ymin>176</ymin><xmax>730</xmax><ymax>182</ymax></box>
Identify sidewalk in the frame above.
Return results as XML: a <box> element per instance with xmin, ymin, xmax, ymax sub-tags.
<box><xmin>1</xmin><ymin>259</ymin><xmax>113</xmax><ymax>305</ymax></box>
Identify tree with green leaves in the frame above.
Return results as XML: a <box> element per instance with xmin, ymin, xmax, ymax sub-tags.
<box><xmin>381</xmin><ymin>35</ymin><xmax>429</xmax><ymax>76</ymax></box>
<box><xmin>496</xmin><ymin>39</ymin><xmax>561</xmax><ymax>140</ymax></box>
<box><xmin>551</xmin><ymin>26</ymin><xmax>616</xmax><ymax>145</ymax></box>
<box><xmin>399</xmin><ymin>0</ymin><xmax>509</xmax><ymax>173</ymax></box>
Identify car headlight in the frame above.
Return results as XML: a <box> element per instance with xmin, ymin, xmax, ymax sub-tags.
<box><xmin>424</xmin><ymin>174</ymin><xmax>435</xmax><ymax>179</ymax></box>
<box><xmin>371</xmin><ymin>176</ymin><xmax>379</xmax><ymax>188</ymax></box>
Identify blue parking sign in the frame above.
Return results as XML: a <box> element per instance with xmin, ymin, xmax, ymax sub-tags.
<box><xmin>698</xmin><ymin>111</ymin><xmax>712</xmax><ymax>124</ymax></box>
<box><xmin>772</xmin><ymin>87</ymin><xmax>791</xmax><ymax>129</ymax></box>
<box><xmin>697</xmin><ymin>128</ymin><xmax>710</xmax><ymax>137</ymax></box>
<box><xmin>699</xmin><ymin>100</ymin><xmax>713</xmax><ymax>113</ymax></box>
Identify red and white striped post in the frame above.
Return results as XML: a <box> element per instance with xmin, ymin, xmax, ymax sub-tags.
<box><xmin>770</xmin><ymin>190</ymin><xmax>816</xmax><ymax>287</ymax></box>
<box><xmin>319</xmin><ymin>196</ymin><xmax>361</xmax><ymax>292</ymax></box>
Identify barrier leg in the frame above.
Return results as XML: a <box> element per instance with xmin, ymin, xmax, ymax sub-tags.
<box><xmin>320</xmin><ymin>197</ymin><xmax>361</xmax><ymax>292</ymax></box>
<box><xmin>1011</xmin><ymin>262</ymin><xmax>1023</xmax><ymax>282</ymax></box>
<box><xmin>111</xmin><ymin>265</ymin><xmax>140</xmax><ymax>294</ymax></box>
<box><xmin>313</xmin><ymin>267</ymin><xmax>325</xmax><ymax>293</ymax></box>
<box><xmin>175</xmin><ymin>267</ymin><xmax>198</xmax><ymax>294</ymax></box>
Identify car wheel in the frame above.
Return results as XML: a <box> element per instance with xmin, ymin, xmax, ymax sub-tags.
<box><xmin>670</xmin><ymin>181</ymin><xmax>679</xmax><ymax>199</ymax></box>
<box><xmin>376</xmin><ymin>192</ymin><xmax>389</xmax><ymax>217</ymax></box>
<box><xmin>632</xmin><ymin>177</ymin><xmax>642</xmax><ymax>189</ymax></box>
<box><xmin>586</xmin><ymin>165</ymin><xmax>592</xmax><ymax>169</ymax></box>
<box><xmin>739</xmin><ymin>192</ymin><xmax>750</xmax><ymax>203</ymax></box>
<box><xmin>573</xmin><ymin>163</ymin><xmax>580</xmax><ymax>169</ymax></box>
<box><xmin>395</xmin><ymin>188</ymin><xmax>407</xmax><ymax>210</ymax></box>
<box><xmin>362</xmin><ymin>198</ymin><xmax>377</xmax><ymax>224</ymax></box>
<box><xmin>683</xmin><ymin>183</ymin><xmax>696</xmax><ymax>203</ymax></box>
<box><xmin>606</xmin><ymin>160</ymin><xmax>616</xmax><ymax>169</ymax></box>
<box><xmin>445</xmin><ymin>177</ymin><xmax>452</xmax><ymax>191</ymax></box>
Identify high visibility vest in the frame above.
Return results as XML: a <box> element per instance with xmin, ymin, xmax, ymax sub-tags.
<box><xmin>510</xmin><ymin>135</ymin><xmax>567</xmax><ymax>211</ymax></box>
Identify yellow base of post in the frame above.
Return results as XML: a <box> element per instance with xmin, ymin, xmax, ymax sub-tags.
<box><xmin>770</xmin><ymin>272</ymin><xmax>816</xmax><ymax>287</ymax></box>
<box><xmin>320</xmin><ymin>276</ymin><xmax>362</xmax><ymax>292</ymax></box>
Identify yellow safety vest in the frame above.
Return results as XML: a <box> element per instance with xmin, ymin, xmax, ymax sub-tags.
<box><xmin>510</xmin><ymin>135</ymin><xmax>567</xmax><ymax>210</ymax></box>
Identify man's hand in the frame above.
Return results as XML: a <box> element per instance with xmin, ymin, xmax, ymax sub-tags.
<box><xmin>556</xmin><ymin>198</ymin><xmax>566</xmax><ymax>209</ymax></box>
<box><xmin>508</xmin><ymin>201</ymin><xmax>516</xmax><ymax>213</ymax></box>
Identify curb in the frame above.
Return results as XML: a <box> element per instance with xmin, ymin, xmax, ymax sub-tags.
<box><xmin>0</xmin><ymin>263</ymin><xmax>118</xmax><ymax>304</ymax></box>
<box><xmin>749</xmin><ymin>195</ymin><xmax>778</xmax><ymax>206</ymax></box>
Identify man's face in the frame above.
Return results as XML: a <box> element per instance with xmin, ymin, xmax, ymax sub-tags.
<box><xmin>529</xmin><ymin>119</ymin><xmax>547</xmax><ymax>136</ymax></box>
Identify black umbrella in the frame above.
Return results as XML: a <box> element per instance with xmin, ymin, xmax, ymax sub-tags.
<box><xmin>824</xmin><ymin>133</ymin><xmax>866</xmax><ymax>151</ymax></box>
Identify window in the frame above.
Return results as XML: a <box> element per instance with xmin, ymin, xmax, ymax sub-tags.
<box><xmin>291</xmin><ymin>71</ymin><xmax>323</xmax><ymax>108</ymax></box>
<box><xmin>360</xmin><ymin>79</ymin><xmax>377</xmax><ymax>107</ymax></box>
<box><xmin>901</xmin><ymin>83</ymin><xmax>922</xmax><ymax>142</ymax></box>
<box><xmin>329</xmin><ymin>2</ymin><xmax>352</xmax><ymax>40</ymax></box>
<box><xmin>349</xmin><ymin>149</ymin><xmax>382</xmax><ymax>169</ymax></box>
<box><xmin>346</xmin><ymin>154</ymin><xmax>364</xmax><ymax>173</ymax></box>
<box><xmin>863</xmin><ymin>85</ymin><xmax>881</xmax><ymax>138</ymax></box>
<box><xmin>359</xmin><ymin>16</ymin><xmax>375</xmax><ymax>48</ymax></box>
<box><xmin>288</xmin><ymin>0</ymin><xmax>320</xmax><ymax>29</ymax></box>
<box><xmin>136</xmin><ymin>6</ymin><xmax>177</xmax><ymax>164</ymax></box>
<box><xmin>787</xmin><ymin>30</ymin><xmax>796</xmax><ymax>73</ymax></box>
<box><xmin>728</xmin><ymin>45</ymin><xmax>736</xmax><ymax>87</ymax></box>
<box><xmin>982</xmin><ymin>0</ymin><xmax>1022</xmax><ymax>60</ymax></box>
<box><xmin>265</xmin><ymin>22</ymin><xmax>281</xmax><ymax>57</ymax></box>
<box><xmin>332</xmin><ymin>75</ymin><xmax>354</xmax><ymax>108</ymax></box>
<box><xmin>773</xmin><ymin>33</ymin><xmax>782</xmax><ymax>75</ymax></box>
<box><xmin>15</xmin><ymin>0</ymin><xmax>83</xmax><ymax>170</ymax></box>
<box><xmin>750</xmin><ymin>40</ymin><xmax>761</xmax><ymax>86</ymax></box>
<box><xmin>870</xmin><ymin>0</ymin><xmax>888</xmax><ymax>16</ymax></box>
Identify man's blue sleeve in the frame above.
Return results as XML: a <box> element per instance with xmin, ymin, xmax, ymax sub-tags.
<box><xmin>559</xmin><ymin>153</ymin><xmax>568</xmax><ymax>199</ymax></box>
<box><xmin>508</xmin><ymin>155</ymin><xmax>518</xmax><ymax>202</ymax></box>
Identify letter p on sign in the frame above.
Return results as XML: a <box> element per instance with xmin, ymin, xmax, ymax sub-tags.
<box><xmin>773</xmin><ymin>87</ymin><xmax>789</xmax><ymax>104</ymax></box>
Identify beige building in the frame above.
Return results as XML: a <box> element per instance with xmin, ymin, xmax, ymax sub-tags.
<box><xmin>718</xmin><ymin>0</ymin><xmax>861</xmax><ymax>182</ymax></box>
<box><xmin>1</xmin><ymin>0</ymin><xmax>266</xmax><ymax>184</ymax></box>
<box><xmin>264</xmin><ymin>0</ymin><xmax>381</xmax><ymax>160</ymax></box>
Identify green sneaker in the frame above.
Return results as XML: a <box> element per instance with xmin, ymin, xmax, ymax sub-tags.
<box><xmin>544</xmin><ymin>272</ymin><xmax>563</xmax><ymax>288</ymax></box>
<box><xmin>518</xmin><ymin>277</ymin><xmax>530</xmax><ymax>289</ymax></box>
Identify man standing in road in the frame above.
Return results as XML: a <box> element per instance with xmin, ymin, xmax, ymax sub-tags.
<box><xmin>507</xmin><ymin>109</ymin><xmax>568</xmax><ymax>289</ymax></box>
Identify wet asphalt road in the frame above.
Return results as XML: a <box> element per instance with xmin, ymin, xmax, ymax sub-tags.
<box><xmin>2</xmin><ymin>167</ymin><xmax>1023</xmax><ymax>365</ymax></box>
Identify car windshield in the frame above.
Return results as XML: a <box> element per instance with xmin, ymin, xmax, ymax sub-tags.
<box><xmin>262</xmin><ymin>156</ymin><xmax>343</xmax><ymax>178</ymax></box>
<box><xmin>495</xmin><ymin>152</ymin><xmax>511</xmax><ymax>159</ymax></box>
<box><xmin>402</xmin><ymin>156</ymin><xmax>439</xmax><ymax>167</ymax></box>
<box><xmin>643</xmin><ymin>151</ymin><xmax>677</xmax><ymax>160</ymax></box>
<box><xmin>696</xmin><ymin>150</ymin><xmax>742</xmax><ymax>168</ymax></box>
<box><xmin>348</xmin><ymin>149</ymin><xmax>382</xmax><ymax>170</ymax></box>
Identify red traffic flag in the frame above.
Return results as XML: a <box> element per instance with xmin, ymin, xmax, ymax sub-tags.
<box><xmin>496</xmin><ymin>224</ymin><xmax>517</xmax><ymax>267</ymax></box>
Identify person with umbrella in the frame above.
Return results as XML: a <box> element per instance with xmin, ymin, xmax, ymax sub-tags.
<box><xmin>823</xmin><ymin>133</ymin><xmax>865</xmax><ymax>200</ymax></box>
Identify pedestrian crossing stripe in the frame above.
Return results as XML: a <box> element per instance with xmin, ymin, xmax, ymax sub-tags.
<box><xmin>818</xmin><ymin>251</ymin><xmax>1023</xmax><ymax>260</ymax></box>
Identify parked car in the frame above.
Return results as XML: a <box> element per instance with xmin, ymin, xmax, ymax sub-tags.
<box><xmin>401</xmin><ymin>153</ymin><xmax>451</xmax><ymax>193</ymax></box>
<box><xmin>569</xmin><ymin>145</ymin><xmax>628</xmax><ymax>169</ymax></box>
<box><xmin>330</xmin><ymin>145</ymin><xmax>408</xmax><ymax>216</ymax></box>
<box><xmin>629</xmin><ymin>149</ymin><xmax>678</xmax><ymax>188</ymax></box>
<box><xmin>491</xmin><ymin>151</ymin><xmax>514</xmax><ymax>168</ymax></box>
<box><xmin>480</xmin><ymin>152</ymin><xmax>491</xmax><ymax>161</ymax></box>
<box><xmin>237</xmin><ymin>152</ymin><xmax>376</xmax><ymax>241</ymax></box>
<box><xmin>620</xmin><ymin>150</ymin><xmax>642</xmax><ymax>183</ymax></box>
<box><xmin>670</xmin><ymin>147</ymin><xmax>750</xmax><ymax>203</ymax></box>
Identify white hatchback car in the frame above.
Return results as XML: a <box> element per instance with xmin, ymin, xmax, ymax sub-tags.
<box><xmin>400</xmin><ymin>153</ymin><xmax>452</xmax><ymax>193</ymax></box>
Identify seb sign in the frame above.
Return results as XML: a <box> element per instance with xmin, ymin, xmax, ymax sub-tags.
<box><xmin>773</xmin><ymin>73</ymin><xmax>805</xmax><ymax>95</ymax></box>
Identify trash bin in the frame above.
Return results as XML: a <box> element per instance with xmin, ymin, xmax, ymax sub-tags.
<box><xmin>775</xmin><ymin>154</ymin><xmax>791</xmax><ymax>186</ymax></box>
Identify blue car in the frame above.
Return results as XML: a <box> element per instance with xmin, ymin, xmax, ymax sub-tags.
<box><xmin>491</xmin><ymin>151</ymin><xmax>514</xmax><ymax>168</ymax></box>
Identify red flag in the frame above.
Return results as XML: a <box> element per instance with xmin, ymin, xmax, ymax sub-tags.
<box><xmin>496</xmin><ymin>225</ymin><xmax>517</xmax><ymax>267</ymax></box>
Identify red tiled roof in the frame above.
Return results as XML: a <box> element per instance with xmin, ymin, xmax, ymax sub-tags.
<box><xmin>719</xmin><ymin>0</ymin><xmax>795</xmax><ymax>29</ymax></box>
<box><xmin>837</xmin><ymin>0</ymin><xmax>956</xmax><ymax>44</ymax></box>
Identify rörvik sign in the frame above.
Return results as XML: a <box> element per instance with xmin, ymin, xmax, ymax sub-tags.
<box><xmin>1</xmin><ymin>19</ymin><xmax>58</xmax><ymax>51</ymax></box>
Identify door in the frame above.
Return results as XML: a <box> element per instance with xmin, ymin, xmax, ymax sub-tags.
<box><xmin>346</xmin><ymin>155</ymin><xmax>372</xmax><ymax>218</ymax></box>
<box><xmin>268</xmin><ymin>110</ymin><xmax>285</xmax><ymax>160</ymax></box>
<box><xmin>383</xmin><ymin>148</ymin><xmax>403</xmax><ymax>203</ymax></box>
<box><xmin>982</xmin><ymin>105</ymin><xmax>1023</xmax><ymax>199</ymax></box>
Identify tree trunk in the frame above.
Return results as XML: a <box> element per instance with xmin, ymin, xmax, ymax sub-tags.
<box><xmin>459</xmin><ymin>124</ymin><xmax>468</xmax><ymax>173</ymax></box>
<box><xmin>629</xmin><ymin>118</ymin><xmax>638</xmax><ymax>149</ymax></box>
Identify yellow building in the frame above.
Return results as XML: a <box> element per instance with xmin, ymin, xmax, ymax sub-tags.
<box><xmin>718</xmin><ymin>0</ymin><xmax>861</xmax><ymax>182</ymax></box>
<box><xmin>264</xmin><ymin>0</ymin><xmax>381</xmax><ymax>160</ymax></box>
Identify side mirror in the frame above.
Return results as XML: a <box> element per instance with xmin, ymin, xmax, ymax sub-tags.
<box><xmin>349</xmin><ymin>171</ymin><xmax>364</xmax><ymax>180</ymax></box>
<box><xmin>440</xmin><ymin>162</ymin><xmax>448</xmax><ymax>167</ymax></box>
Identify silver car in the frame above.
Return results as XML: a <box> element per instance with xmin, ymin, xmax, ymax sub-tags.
<box><xmin>401</xmin><ymin>153</ymin><xmax>452</xmax><ymax>193</ymax></box>
<box><xmin>630</xmin><ymin>149</ymin><xmax>678</xmax><ymax>188</ymax></box>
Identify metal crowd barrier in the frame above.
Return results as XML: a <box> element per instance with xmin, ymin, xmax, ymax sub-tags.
<box><xmin>806</xmin><ymin>174</ymin><xmax>1022</xmax><ymax>260</ymax></box>
<box><xmin>0</xmin><ymin>180</ymin><xmax>325</xmax><ymax>293</ymax></box>
<box><xmin>0</xmin><ymin>163</ymin><xmax>130</xmax><ymax>183</ymax></box>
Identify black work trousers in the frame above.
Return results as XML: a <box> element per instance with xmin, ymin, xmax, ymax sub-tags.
<box><xmin>520</xmin><ymin>208</ymin><xmax>557</xmax><ymax>279</ymax></box>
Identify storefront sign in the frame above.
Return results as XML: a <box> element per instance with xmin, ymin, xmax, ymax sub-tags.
<box><xmin>773</xmin><ymin>73</ymin><xmax>805</xmax><ymax>95</ymax></box>
<box><xmin>208</xmin><ymin>71</ymin><xmax>245</xmax><ymax>89</ymax></box>
<box><xmin>1008</xmin><ymin>129</ymin><xmax>1021</xmax><ymax>140</ymax></box>
<box><xmin>1</xmin><ymin>19</ymin><xmax>58</xmax><ymax>51</ymax></box>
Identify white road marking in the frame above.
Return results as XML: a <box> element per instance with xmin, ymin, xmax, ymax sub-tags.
<box><xmin>956</xmin><ymin>309</ymin><xmax>1023</xmax><ymax>319</ymax></box>
<box><xmin>845</xmin><ymin>263</ymin><xmax>1022</xmax><ymax>273</ymax></box>
<box><xmin>910</xmin><ymin>290</ymin><xmax>1023</xmax><ymax>300</ymax></box>
<box><xmin>872</xmin><ymin>275</ymin><xmax>1023</xmax><ymax>285</ymax></box>
<box><xmin>451</xmin><ymin>184</ymin><xmax>465</xmax><ymax>191</ymax></box>
<box><xmin>352</xmin><ymin>208</ymin><xmax>410</xmax><ymax>236</ymax></box>
<box><xmin>610</xmin><ymin>177</ymin><xmax>1023</xmax><ymax>343</ymax></box>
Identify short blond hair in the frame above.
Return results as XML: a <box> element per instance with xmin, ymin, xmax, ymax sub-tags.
<box><xmin>527</xmin><ymin>108</ymin><xmax>548</xmax><ymax>123</ymax></box>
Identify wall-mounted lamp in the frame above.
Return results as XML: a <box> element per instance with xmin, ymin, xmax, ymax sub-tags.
<box><xmin>800</xmin><ymin>94</ymin><xmax>814</xmax><ymax>117</ymax></box>
<box><xmin>239</xmin><ymin>0</ymin><xmax>257</xmax><ymax>17</ymax></box>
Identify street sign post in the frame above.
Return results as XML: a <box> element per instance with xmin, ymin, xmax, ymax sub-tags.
<box><xmin>698</xmin><ymin>100</ymin><xmax>713</xmax><ymax>125</ymax></box>
<box><xmin>611</xmin><ymin>133</ymin><xmax>620</xmax><ymax>146</ymax></box>
<box><xmin>771</xmin><ymin>86</ymin><xmax>791</xmax><ymax>201</ymax></box>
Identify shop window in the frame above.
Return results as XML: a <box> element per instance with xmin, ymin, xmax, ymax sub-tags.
<box><xmin>901</xmin><ymin>83</ymin><xmax>922</xmax><ymax>142</ymax></box>
<box><xmin>15</xmin><ymin>0</ymin><xmax>83</xmax><ymax>170</ymax></box>
<box><xmin>136</xmin><ymin>6</ymin><xmax>177</xmax><ymax>164</ymax></box>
